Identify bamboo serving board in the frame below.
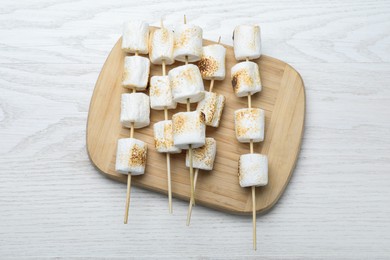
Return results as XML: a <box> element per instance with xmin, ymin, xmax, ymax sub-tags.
<box><xmin>87</xmin><ymin>29</ymin><xmax>305</xmax><ymax>214</ymax></box>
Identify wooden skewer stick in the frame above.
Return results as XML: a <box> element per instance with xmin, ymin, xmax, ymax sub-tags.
<box><xmin>187</xmin><ymin>98</ymin><xmax>195</xmax><ymax>206</ymax></box>
<box><xmin>161</xmin><ymin>58</ymin><xmax>172</xmax><ymax>213</ymax></box>
<box><xmin>252</xmin><ymin>185</ymin><xmax>256</xmax><ymax>250</ymax></box>
<box><xmin>124</xmin><ymin>122</ymin><xmax>135</xmax><ymax>224</ymax></box>
<box><xmin>248</xmin><ymin>91</ymin><xmax>256</xmax><ymax>250</ymax></box>
<box><xmin>186</xmin><ymin>168</ymin><xmax>199</xmax><ymax>226</ymax></box>
<box><xmin>209</xmin><ymin>79</ymin><xmax>215</xmax><ymax>92</ymax></box>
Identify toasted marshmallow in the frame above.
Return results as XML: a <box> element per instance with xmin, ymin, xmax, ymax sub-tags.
<box><xmin>185</xmin><ymin>137</ymin><xmax>217</xmax><ymax>171</ymax></box>
<box><xmin>233</xmin><ymin>25</ymin><xmax>261</xmax><ymax>61</ymax></box>
<box><xmin>198</xmin><ymin>44</ymin><xmax>226</xmax><ymax>80</ymax></box>
<box><xmin>122</xmin><ymin>56</ymin><xmax>150</xmax><ymax>91</ymax></box>
<box><xmin>234</xmin><ymin>108</ymin><xmax>265</xmax><ymax>143</ymax></box>
<box><xmin>120</xmin><ymin>93</ymin><xmax>150</xmax><ymax>129</ymax></box>
<box><xmin>122</xmin><ymin>20</ymin><xmax>149</xmax><ymax>54</ymax></box>
<box><xmin>153</xmin><ymin>120</ymin><xmax>182</xmax><ymax>154</ymax></box>
<box><xmin>168</xmin><ymin>64</ymin><xmax>205</xmax><ymax>103</ymax></box>
<box><xmin>173</xmin><ymin>24</ymin><xmax>203</xmax><ymax>62</ymax></box>
<box><xmin>172</xmin><ymin>111</ymin><xmax>206</xmax><ymax>149</ymax></box>
<box><xmin>196</xmin><ymin>91</ymin><xmax>225</xmax><ymax>127</ymax></box>
<box><xmin>150</xmin><ymin>76</ymin><xmax>177</xmax><ymax>110</ymax></box>
<box><xmin>238</xmin><ymin>153</ymin><xmax>268</xmax><ymax>187</ymax></box>
<box><xmin>231</xmin><ymin>61</ymin><xmax>262</xmax><ymax>97</ymax></box>
<box><xmin>115</xmin><ymin>138</ymin><xmax>148</xmax><ymax>175</ymax></box>
<box><xmin>149</xmin><ymin>27</ymin><xmax>174</xmax><ymax>65</ymax></box>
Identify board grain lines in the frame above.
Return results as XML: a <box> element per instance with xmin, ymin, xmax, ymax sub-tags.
<box><xmin>1</xmin><ymin>0</ymin><xmax>390</xmax><ymax>258</ymax></box>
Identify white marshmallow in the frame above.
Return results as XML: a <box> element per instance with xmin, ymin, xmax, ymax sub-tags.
<box><xmin>173</xmin><ymin>24</ymin><xmax>203</xmax><ymax>62</ymax></box>
<box><xmin>172</xmin><ymin>111</ymin><xmax>206</xmax><ymax>149</ymax></box>
<box><xmin>198</xmin><ymin>44</ymin><xmax>226</xmax><ymax>80</ymax></box>
<box><xmin>233</xmin><ymin>25</ymin><xmax>261</xmax><ymax>61</ymax></box>
<box><xmin>120</xmin><ymin>93</ymin><xmax>150</xmax><ymax>129</ymax></box>
<box><xmin>150</xmin><ymin>76</ymin><xmax>177</xmax><ymax>110</ymax></box>
<box><xmin>234</xmin><ymin>108</ymin><xmax>265</xmax><ymax>143</ymax></box>
<box><xmin>168</xmin><ymin>64</ymin><xmax>205</xmax><ymax>104</ymax></box>
<box><xmin>185</xmin><ymin>137</ymin><xmax>217</xmax><ymax>171</ymax></box>
<box><xmin>196</xmin><ymin>91</ymin><xmax>225</xmax><ymax>127</ymax></box>
<box><xmin>231</xmin><ymin>61</ymin><xmax>262</xmax><ymax>97</ymax></box>
<box><xmin>238</xmin><ymin>153</ymin><xmax>268</xmax><ymax>187</ymax></box>
<box><xmin>122</xmin><ymin>20</ymin><xmax>149</xmax><ymax>54</ymax></box>
<box><xmin>122</xmin><ymin>56</ymin><xmax>150</xmax><ymax>91</ymax></box>
<box><xmin>115</xmin><ymin>138</ymin><xmax>148</xmax><ymax>175</ymax></box>
<box><xmin>153</xmin><ymin>120</ymin><xmax>182</xmax><ymax>154</ymax></box>
<box><xmin>149</xmin><ymin>27</ymin><xmax>174</xmax><ymax>65</ymax></box>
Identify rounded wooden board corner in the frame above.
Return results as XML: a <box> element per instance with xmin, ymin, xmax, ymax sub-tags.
<box><xmin>87</xmin><ymin>27</ymin><xmax>305</xmax><ymax>215</ymax></box>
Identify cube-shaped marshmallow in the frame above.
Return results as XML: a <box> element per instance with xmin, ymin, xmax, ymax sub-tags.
<box><xmin>198</xmin><ymin>44</ymin><xmax>226</xmax><ymax>80</ymax></box>
<box><xmin>122</xmin><ymin>56</ymin><xmax>150</xmax><ymax>91</ymax></box>
<box><xmin>231</xmin><ymin>61</ymin><xmax>262</xmax><ymax>97</ymax></box>
<box><xmin>115</xmin><ymin>138</ymin><xmax>148</xmax><ymax>175</ymax></box>
<box><xmin>238</xmin><ymin>153</ymin><xmax>268</xmax><ymax>187</ymax></box>
<box><xmin>150</xmin><ymin>76</ymin><xmax>176</xmax><ymax>110</ymax></box>
<box><xmin>172</xmin><ymin>111</ymin><xmax>206</xmax><ymax>149</ymax></box>
<box><xmin>173</xmin><ymin>24</ymin><xmax>203</xmax><ymax>62</ymax></box>
<box><xmin>234</xmin><ymin>108</ymin><xmax>264</xmax><ymax>143</ymax></box>
<box><xmin>122</xmin><ymin>20</ymin><xmax>149</xmax><ymax>54</ymax></box>
<box><xmin>168</xmin><ymin>64</ymin><xmax>205</xmax><ymax>103</ymax></box>
<box><xmin>149</xmin><ymin>27</ymin><xmax>174</xmax><ymax>65</ymax></box>
<box><xmin>120</xmin><ymin>93</ymin><xmax>150</xmax><ymax>129</ymax></box>
<box><xmin>233</xmin><ymin>25</ymin><xmax>261</xmax><ymax>61</ymax></box>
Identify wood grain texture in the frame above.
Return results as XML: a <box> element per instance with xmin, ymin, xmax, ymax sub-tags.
<box><xmin>1</xmin><ymin>0</ymin><xmax>390</xmax><ymax>258</ymax></box>
<box><xmin>86</xmin><ymin>32</ymin><xmax>305</xmax><ymax>214</ymax></box>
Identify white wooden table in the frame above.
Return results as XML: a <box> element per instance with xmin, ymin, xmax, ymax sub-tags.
<box><xmin>1</xmin><ymin>0</ymin><xmax>389</xmax><ymax>258</ymax></box>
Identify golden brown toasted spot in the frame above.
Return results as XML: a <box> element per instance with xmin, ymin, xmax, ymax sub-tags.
<box><xmin>236</xmin><ymin>109</ymin><xmax>260</xmax><ymax>137</ymax></box>
<box><xmin>160</xmin><ymin>28</ymin><xmax>169</xmax><ymax>42</ymax></box>
<box><xmin>174</xmin><ymin>27</ymin><xmax>198</xmax><ymax>48</ymax></box>
<box><xmin>199</xmin><ymin>94</ymin><xmax>217</xmax><ymax>124</ymax></box>
<box><xmin>198</xmin><ymin>56</ymin><xmax>219</xmax><ymax>78</ymax></box>
<box><xmin>173</xmin><ymin>114</ymin><xmax>186</xmax><ymax>134</ymax></box>
<box><xmin>231</xmin><ymin>68</ymin><xmax>253</xmax><ymax>93</ymax></box>
<box><xmin>198</xmin><ymin>111</ymin><xmax>206</xmax><ymax>125</ymax></box>
<box><xmin>192</xmin><ymin>139</ymin><xmax>214</xmax><ymax>167</ymax></box>
<box><xmin>155</xmin><ymin>122</ymin><xmax>175</xmax><ymax>149</ymax></box>
<box><xmin>150</xmin><ymin>80</ymin><xmax>162</xmax><ymax>97</ymax></box>
<box><xmin>213</xmin><ymin>95</ymin><xmax>225</xmax><ymax>125</ymax></box>
<box><xmin>128</xmin><ymin>144</ymin><xmax>147</xmax><ymax>167</ymax></box>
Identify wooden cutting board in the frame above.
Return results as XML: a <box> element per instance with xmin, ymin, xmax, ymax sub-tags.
<box><xmin>87</xmin><ymin>28</ymin><xmax>305</xmax><ymax>214</ymax></box>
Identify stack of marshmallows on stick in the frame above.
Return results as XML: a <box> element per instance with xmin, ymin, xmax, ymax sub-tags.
<box><xmin>113</xmin><ymin>16</ymin><xmax>268</xmax><ymax>250</ymax></box>
<box><xmin>231</xmin><ymin>24</ymin><xmax>268</xmax><ymax>250</ymax></box>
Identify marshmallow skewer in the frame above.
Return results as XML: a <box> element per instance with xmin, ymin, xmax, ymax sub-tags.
<box><xmin>161</xmin><ymin>19</ymin><xmax>173</xmax><ymax>214</ymax></box>
<box><xmin>170</xmin><ymin>15</ymin><xmax>205</xmax><ymax>216</ymax></box>
<box><xmin>119</xmin><ymin>20</ymin><xmax>151</xmax><ymax>224</ymax></box>
<box><xmin>246</xmin><ymin>56</ymin><xmax>256</xmax><ymax>250</ymax></box>
<box><xmin>124</xmin><ymin>58</ymin><xmax>138</xmax><ymax>224</ymax></box>
<box><xmin>186</xmin><ymin>37</ymin><xmax>226</xmax><ymax>225</ymax></box>
<box><xmin>232</xmin><ymin>25</ymin><xmax>267</xmax><ymax>250</ymax></box>
<box><xmin>150</xmin><ymin>18</ymin><xmax>180</xmax><ymax>213</ymax></box>
<box><xmin>183</xmin><ymin>15</ymin><xmax>195</xmax><ymax>206</ymax></box>
<box><xmin>162</xmin><ymin>60</ymin><xmax>173</xmax><ymax>213</ymax></box>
